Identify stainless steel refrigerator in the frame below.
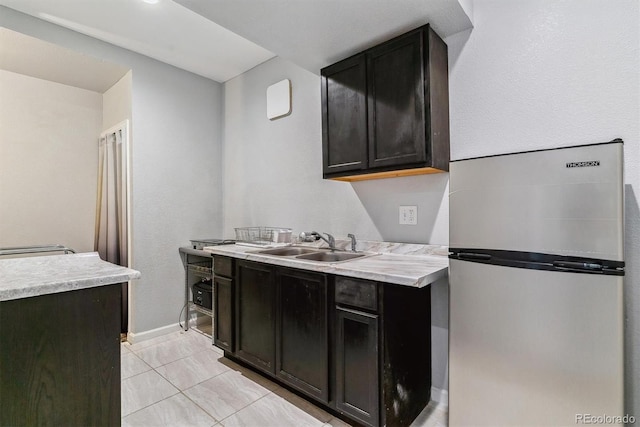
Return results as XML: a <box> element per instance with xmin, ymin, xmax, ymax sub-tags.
<box><xmin>448</xmin><ymin>140</ymin><xmax>625</xmax><ymax>426</ymax></box>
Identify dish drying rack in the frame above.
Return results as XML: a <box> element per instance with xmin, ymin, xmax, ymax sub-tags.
<box><xmin>234</xmin><ymin>227</ymin><xmax>292</xmax><ymax>246</ymax></box>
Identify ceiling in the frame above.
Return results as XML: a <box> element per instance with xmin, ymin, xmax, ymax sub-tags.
<box><xmin>0</xmin><ymin>0</ymin><xmax>472</xmax><ymax>85</ymax></box>
<box><xmin>0</xmin><ymin>28</ymin><xmax>129</xmax><ymax>93</ymax></box>
<box><xmin>176</xmin><ymin>0</ymin><xmax>473</xmax><ymax>73</ymax></box>
<box><xmin>0</xmin><ymin>0</ymin><xmax>276</xmax><ymax>83</ymax></box>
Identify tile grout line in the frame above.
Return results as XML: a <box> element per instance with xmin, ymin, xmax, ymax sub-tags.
<box><xmin>122</xmin><ymin>333</ymin><xmax>227</xmax><ymax>424</ymax></box>
<box><xmin>216</xmin><ymin>389</ymin><xmax>276</xmax><ymax>425</ymax></box>
<box><xmin>121</xmin><ymin>388</ymin><xmax>182</xmax><ymax>421</ymax></box>
<box><xmin>155</xmin><ymin>355</ymin><xmax>235</xmax><ymax>424</ymax></box>
<box><xmin>177</xmin><ymin>389</ymin><xmax>223</xmax><ymax>425</ymax></box>
<box><xmin>128</xmin><ymin>340</ymin><xmax>214</xmax><ymax>370</ymax></box>
<box><xmin>122</xmin><ymin>331</ymin><xmax>385</xmax><ymax>426</ymax></box>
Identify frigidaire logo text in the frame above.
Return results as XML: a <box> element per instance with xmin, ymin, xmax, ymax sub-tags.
<box><xmin>566</xmin><ymin>161</ymin><xmax>600</xmax><ymax>168</ymax></box>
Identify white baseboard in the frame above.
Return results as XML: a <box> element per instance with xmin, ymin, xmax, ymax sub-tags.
<box><xmin>431</xmin><ymin>387</ymin><xmax>449</xmax><ymax>407</ymax></box>
<box><xmin>126</xmin><ymin>312</ymin><xmax>211</xmax><ymax>345</ymax></box>
<box><xmin>127</xmin><ymin>323</ymin><xmax>183</xmax><ymax>345</ymax></box>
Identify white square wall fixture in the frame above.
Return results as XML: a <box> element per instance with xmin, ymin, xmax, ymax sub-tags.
<box><xmin>266</xmin><ymin>79</ymin><xmax>291</xmax><ymax>120</ymax></box>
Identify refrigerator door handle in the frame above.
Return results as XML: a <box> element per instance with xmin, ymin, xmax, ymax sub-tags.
<box><xmin>552</xmin><ymin>261</ymin><xmax>603</xmax><ymax>271</ymax></box>
<box><xmin>456</xmin><ymin>252</ymin><xmax>492</xmax><ymax>261</ymax></box>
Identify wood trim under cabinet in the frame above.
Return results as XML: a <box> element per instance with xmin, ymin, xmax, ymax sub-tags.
<box><xmin>329</xmin><ymin>166</ymin><xmax>446</xmax><ymax>182</ymax></box>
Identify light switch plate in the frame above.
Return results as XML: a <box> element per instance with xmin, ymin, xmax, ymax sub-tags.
<box><xmin>266</xmin><ymin>79</ymin><xmax>291</xmax><ymax>120</ymax></box>
<box><xmin>399</xmin><ymin>206</ymin><xmax>418</xmax><ymax>225</ymax></box>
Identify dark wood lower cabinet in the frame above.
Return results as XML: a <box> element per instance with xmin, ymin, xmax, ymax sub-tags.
<box><xmin>0</xmin><ymin>284</ymin><xmax>121</xmax><ymax>426</ymax></box>
<box><xmin>335</xmin><ymin>306</ymin><xmax>379</xmax><ymax>426</ymax></box>
<box><xmin>381</xmin><ymin>283</ymin><xmax>432</xmax><ymax>426</ymax></box>
<box><xmin>214</xmin><ymin>275</ymin><xmax>234</xmax><ymax>352</ymax></box>
<box><xmin>276</xmin><ymin>268</ymin><xmax>329</xmax><ymax>403</ymax></box>
<box><xmin>214</xmin><ymin>261</ymin><xmax>433</xmax><ymax>427</ymax></box>
<box><xmin>235</xmin><ymin>260</ymin><xmax>276</xmax><ymax>374</ymax></box>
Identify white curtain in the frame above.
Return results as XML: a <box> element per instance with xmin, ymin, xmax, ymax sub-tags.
<box><xmin>95</xmin><ymin>124</ymin><xmax>129</xmax><ymax>331</ymax></box>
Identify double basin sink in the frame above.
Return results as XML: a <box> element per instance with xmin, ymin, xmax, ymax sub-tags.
<box><xmin>253</xmin><ymin>246</ymin><xmax>373</xmax><ymax>263</ymax></box>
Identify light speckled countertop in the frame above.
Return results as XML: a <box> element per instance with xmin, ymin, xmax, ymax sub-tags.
<box><xmin>0</xmin><ymin>252</ymin><xmax>141</xmax><ymax>301</ymax></box>
<box><xmin>204</xmin><ymin>240</ymin><xmax>449</xmax><ymax>288</ymax></box>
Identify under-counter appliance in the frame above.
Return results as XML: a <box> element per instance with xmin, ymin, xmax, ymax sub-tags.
<box><xmin>190</xmin><ymin>239</ymin><xmax>235</xmax><ymax>250</ymax></box>
<box><xmin>448</xmin><ymin>140</ymin><xmax>625</xmax><ymax>426</ymax></box>
<box><xmin>191</xmin><ymin>280</ymin><xmax>212</xmax><ymax>309</ymax></box>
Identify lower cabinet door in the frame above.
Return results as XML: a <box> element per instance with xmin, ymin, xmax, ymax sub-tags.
<box><xmin>335</xmin><ymin>307</ymin><xmax>379</xmax><ymax>427</ymax></box>
<box><xmin>235</xmin><ymin>261</ymin><xmax>276</xmax><ymax>374</ymax></box>
<box><xmin>276</xmin><ymin>269</ymin><xmax>329</xmax><ymax>403</ymax></box>
<box><xmin>1</xmin><ymin>284</ymin><xmax>121</xmax><ymax>426</ymax></box>
<box><xmin>213</xmin><ymin>275</ymin><xmax>234</xmax><ymax>353</ymax></box>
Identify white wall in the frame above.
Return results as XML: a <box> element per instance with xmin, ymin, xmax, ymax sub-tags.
<box><xmin>103</xmin><ymin>71</ymin><xmax>132</xmax><ymax>131</ymax></box>
<box><xmin>0</xmin><ymin>70</ymin><xmax>101</xmax><ymax>253</ymax></box>
<box><xmin>1</xmin><ymin>7</ymin><xmax>225</xmax><ymax>336</ymax></box>
<box><xmin>445</xmin><ymin>0</ymin><xmax>639</xmax><ymax>416</ymax></box>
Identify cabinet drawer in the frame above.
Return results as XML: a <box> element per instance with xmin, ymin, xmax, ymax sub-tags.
<box><xmin>335</xmin><ymin>277</ymin><xmax>377</xmax><ymax>311</ymax></box>
<box><xmin>214</xmin><ymin>256</ymin><xmax>234</xmax><ymax>278</ymax></box>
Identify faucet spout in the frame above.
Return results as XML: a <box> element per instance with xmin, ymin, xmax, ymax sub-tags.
<box><xmin>310</xmin><ymin>231</ymin><xmax>336</xmax><ymax>251</ymax></box>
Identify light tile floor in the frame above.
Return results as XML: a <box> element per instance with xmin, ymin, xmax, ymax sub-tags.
<box><xmin>121</xmin><ymin>326</ymin><xmax>448</xmax><ymax>427</ymax></box>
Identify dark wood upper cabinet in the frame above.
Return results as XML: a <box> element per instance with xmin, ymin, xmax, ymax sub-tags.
<box><xmin>321</xmin><ymin>54</ymin><xmax>368</xmax><ymax>176</ymax></box>
<box><xmin>367</xmin><ymin>30</ymin><xmax>425</xmax><ymax>168</ymax></box>
<box><xmin>321</xmin><ymin>24</ymin><xmax>449</xmax><ymax>182</ymax></box>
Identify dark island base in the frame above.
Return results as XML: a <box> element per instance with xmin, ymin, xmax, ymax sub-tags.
<box><xmin>1</xmin><ymin>284</ymin><xmax>122</xmax><ymax>426</ymax></box>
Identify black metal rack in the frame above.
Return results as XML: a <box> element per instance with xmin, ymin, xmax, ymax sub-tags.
<box><xmin>179</xmin><ymin>247</ymin><xmax>214</xmax><ymax>334</ymax></box>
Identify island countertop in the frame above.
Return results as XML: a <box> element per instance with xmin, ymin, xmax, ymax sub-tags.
<box><xmin>0</xmin><ymin>252</ymin><xmax>141</xmax><ymax>301</ymax></box>
<box><xmin>204</xmin><ymin>241</ymin><xmax>449</xmax><ymax>288</ymax></box>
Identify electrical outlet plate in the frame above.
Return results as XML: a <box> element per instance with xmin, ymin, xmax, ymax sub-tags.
<box><xmin>399</xmin><ymin>206</ymin><xmax>418</xmax><ymax>225</ymax></box>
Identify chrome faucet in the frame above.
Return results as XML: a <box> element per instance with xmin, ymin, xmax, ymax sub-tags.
<box><xmin>300</xmin><ymin>231</ymin><xmax>336</xmax><ymax>251</ymax></box>
<box><xmin>313</xmin><ymin>232</ymin><xmax>336</xmax><ymax>251</ymax></box>
<box><xmin>347</xmin><ymin>233</ymin><xmax>357</xmax><ymax>252</ymax></box>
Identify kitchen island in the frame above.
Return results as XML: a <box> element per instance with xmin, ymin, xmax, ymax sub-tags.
<box><xmin>0</xmin><ymin>252</ymin><xmax>140</xmax><ymax>426</ymax></box>
<box><xmin>205</xmin><ymin>241</ymin><xmax>448</xmax><ymax>427</ymax></box>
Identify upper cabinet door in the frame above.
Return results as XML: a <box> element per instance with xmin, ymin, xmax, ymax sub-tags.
<box><xmin>321</xmin><ymin>54</ymin><xmax>368</xmax><ymax>176</ymax></box>
<box><xmin>320</xmin><ymin>24</ymin><xmax>449</xmax><ymax>182</ymax></box>
<box><xmin>367</xmin><ymin>30</ymin><xmax>425</xmax><ymax>169</ymax></box>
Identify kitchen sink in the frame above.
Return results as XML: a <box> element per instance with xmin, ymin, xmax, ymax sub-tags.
<box><xmin>253</xmin><ymin>246</ymin><xmax>374</xmax><ymax>263</ymax></box>
<box><xmin>295</xmin><ymin>251</ymin><xmax>367</xmax><ymax>262</ymax></box>
<box><xmin>255</xmin><ymin>247</ymin><xmax>321</xmax><ymax>256</ymax></box>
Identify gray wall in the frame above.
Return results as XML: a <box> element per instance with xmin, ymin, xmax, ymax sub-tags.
<box><xmin>222</xmin><ymin>56</ymin><xmax>451</xmax><ymax>396</ymax></box>
<box><xmin>3</xmin><ymin>0</ymin><xmax>637</xmax><ymax>414</ymax></box>
<box><xmin>0</xmin><ymin>6</ymin><xmax>225</xmax><ymax>335</ymax></box>
<box><xmin>222</xmin><ymin>0</ymin><xmax>640</xmax><ymax>409</ymax></box>
<box><xmin>222</xmin><ymin>56</ymin><xmax>449</xmax><ymax>244</ymax></box>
